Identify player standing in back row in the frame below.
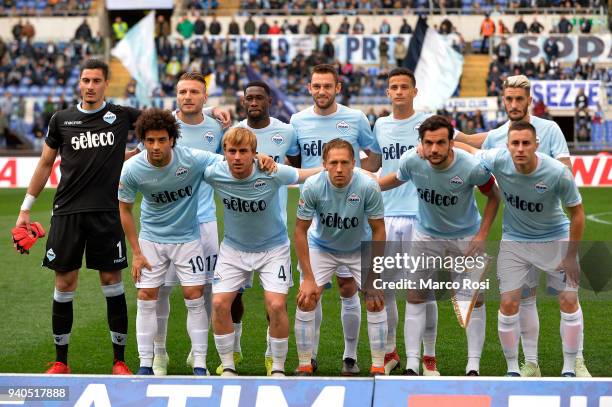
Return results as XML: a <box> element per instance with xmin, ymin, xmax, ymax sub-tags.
<box><xmin>290</xmin><ymin>64</ymin><xmax>378</xmax><ymax>375</ymax></box>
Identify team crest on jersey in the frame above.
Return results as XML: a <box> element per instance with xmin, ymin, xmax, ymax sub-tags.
<box><xmin>103</xmin><ymin>111</ymin><xmax>116</xmax><ymax>125</ymax></box>
<box><xmin>46</xmin><ymin>248</ymin><xmax>56</xmax><ymax>261</ymax></box>
<box><xmin>450</xmin><ymin>175</ymin><xmax>464</xmax><ymax>186</ymax></box>
<box><xmin>535</xmin><ymin>182</ymin><xmax>548</xmax><ymax>194</ymax></box>
<box><xmin>336</xmin><ymin>121</ymin><xmax>350</xmax><ymax>134</ymax></box>
<box><xmin>271</xmin><ymin>133</ymin><xmax>284</xmax><ymax>145</ymax></box>
<box><xmin>204</xmin><ymin>131</ymin><xmax>215</xmax><ymax>144</ymax></box>
<box><xmin>347</xmin><ymin>193</ymin><xmax>361</xmax><ymax>206</ymax></box>
<box><xmin>254</xmin><ymin>179</ymin><xmax>268</xmax><ymax>191</ymax></box>
<box><xmin>175</xmin><ymin>167</ymin><xmax>189</xmax><ymax>178</ymax></box>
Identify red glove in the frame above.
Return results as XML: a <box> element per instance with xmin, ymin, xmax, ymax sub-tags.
<box><xmin>11</xmin><ymin>222</ymin><xmax>46</xmax><ymax>254</ymax></box>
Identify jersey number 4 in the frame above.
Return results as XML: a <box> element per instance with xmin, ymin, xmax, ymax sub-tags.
<box><xmin>278</xmin><ymin>265</ymin><xmax>290</xmax><ymax>281</ymax></box>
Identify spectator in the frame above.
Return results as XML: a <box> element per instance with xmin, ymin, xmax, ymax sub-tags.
<box><xmin>177</xmin><ymin>16</ymin><xmax>194</xmax><ymax>39</ymax></box>
<box><xmin>524</xmin><ymin>58</ymin><xmax>536</xmax><ymax>77</ymax></box>
<box><xmin>495</xmin><ymin>36</ymin><xmax>512</xmax><ymax>64</ymax></box>
<box><xmin>289</xmin><ymin>20</ymin><xmax>300</xmax><ymax>34</ymax></box>
<box><xmin>399</xmin><ymin>18</ymin><xmax>412</xmax><ymax>34</ymax></box>
<box><xmin>112</xmin><ymin>17</ymin><xmax>128</xmax><ymax>43</ymax></box>
<box><xmin>480</xmin><ymin>14</ymin><xmax>495</xmax><ymax>54</ymax></box>
<box><xmin>379</xmin><ymin>38</ymin><xmax>389</xmax><ymax>69</ymax></box>
<box><xmin>258</xmin><ymin>18</ymin><xmax>270</xmax><ymax>35</ymax></box>
<box><xmin>269</xmin><ymin>20</ymin><xmax>281</xmax><ymax>34</ymax></box>
<box><xmin>165</xmin><ymin>56</ymin><xmax>182</xmax><ymax>77</ymax></box>
<box><xmin>366</xmin><ymin>107</ymin><xmax>377</xmax><ymax>128</ymax></box>
<box><xmin>74</xmin><ymin>19</ymin><xmax>92</xmax><ymax>41</ymax></box>
<box><xmin>575</xmin><ymin>109</ymin><xmax>591</xmax><ymax>142</ymax></box>
<box><xmin>319</xmin><ymin>17</ymin><xmax>330</xmax><ymax>35</ymax></box>
<box><xmin>558</xmin><ymin>15</ymin><xmax>573</xmax><ymax>33</ymax></box>
<box><xmin>244</xmin><ymin>15</ymin><xmax>256</xmax><ymax>35</ymax></box>
<box><xmin>439</xmin><ymin>18</ymin><xmax>453</xmax><ymax>35</ymax></box>
<box><xmin>193</xmin><ymin>13</ymin><xmax>206</xmax><ymax>35</ymax></box>
<box><xmin>155</xmin><ymin>15</ymin><xmax>171</xmax><ymax>39</ymax></box>
<box><xmin>209</xmin><ymin>14</ymin><xmax>221</xmax><ymax>35</ymax></box>
<box><xmin>532</xmin><ymin>99</ymin><xmax>552</xmax><ymax>119</ymax></box>
<box><xmin>529</xmin><ymin>18</ymin><xmax>544</xmax><ymax>33</ymax></box>
<box><xmin>353</xmin><ymin>17</ymin><xmax>365</xmax><ymax>34</ymax></box>
<box><xmin>394</xmin><ymin>37</ymin><xmax>407</xmax><ymax>66</ymax></box>
<box><xmin>579</xmin><ymin>17</ymin><xmax>592</xmax><ymax>33</ymax></box>
<box><xmin>11</xmin><ymin>19</ymin><xmax>23</xmax><ymax>41</ymax></box>
<box><xmin>513</xmin><ymin>16</ymin><xmax>528</xmax><ymax>33</ymax></box>
<box><xmin>322</xmin><ymin>37</ymin><xmax>335</xmax><ymax>62</ymax></box>
<box><xmin>2</xmin><ymin>92</ymin><xmax>14</xmax><ymax>119</ymax></box>
<box><xmin>228</xmin><ymin>18</ymin><xmax>240</xmax><ymax>35</ymax></box>
<box><xmin>305</xmin><ymin>18</ymin><xmax>318</xmax><ymax>34</ymax></box>
<box><xmin>247</xmin><ymin>36</ymin><xmax>259</xmax><ymax>60</ymax></box>
<box><xmin>575</xmin><ymin>87</ymin><xmax>588</xmax><ymax>111</ymax></box>
<box><xmin>0</xmin><ymin>109</ymin><xmax>7</xmax><ymax>148</ymax></box>
<box><xmin>337</xmin><ymin>17</ymin><xmax>350</xmax><ymax>34</ymax></box>
<box><xmin>498</xmin><ymin>19</ymin><xmax>511</xmax><ymax>35</ymax></box>
<box><xmin>543</xmin><ymin>37</ymin><xmax>559</xmax><ymax>62</ymax></box>
<box><xmin>379</xmin><ymin>19</ymin><xmax>391</xmax><ymax>34</ymax></box>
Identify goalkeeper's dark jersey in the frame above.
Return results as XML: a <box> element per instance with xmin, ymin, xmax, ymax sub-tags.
<box><xmin>45</xmin><ymin>102</ymin><xmax>140</xmax><ymax>215</ymax></box>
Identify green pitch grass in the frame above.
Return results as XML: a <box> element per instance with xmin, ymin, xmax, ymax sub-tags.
<box><xmin>1</xmin><ymin>188</ymin><xmax>611</xmax><ymax>377</ymax></box>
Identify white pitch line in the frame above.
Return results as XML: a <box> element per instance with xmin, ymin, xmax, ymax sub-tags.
<box><xmin>586</xmin><ymin>212</ymin><xmax>612</xmax><ymax>226</ymax></box>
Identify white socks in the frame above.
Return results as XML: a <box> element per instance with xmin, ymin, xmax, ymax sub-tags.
<box><xmin>312</xmin><ymin>300</ymin><xmax>323</xmax><ymax>359</ymax></box>
<box><xmin>269</xmin><ymin>337</ymin><xmax>288</xmax><ymax>372</ymax></box>
<box><xmin>560</xmin><ymin>307</ymin><xmax>582</xmax><ymax>374</ymax></box>
<box><xmin>185</xmin><ymin>296</ymin><xmax>208</xmax><ymax>369</ymax></box>
<box><xmin>137</xmin><ymin>299</ymin><xmax>158</xmax><ymax>367</ymax></box>
<box><xmin>367</xmin><ymin>309</ymin><xmax>388</xmax><ymax>368</ymax></box>
<box><xmin>214</xmin><ymin>332</ymin><xmax>236</xmax><ymax>371</ymax></box>
<box><xmin>498</xmin><ymin>310</ymin><xmax>520</xmax><ymax>374</ymax></box>
<box><xmin>404</xmin><ymin>302</ymin><xmax>427</xmax><ymax>372</ymax></box>
<box><xmin>233</xmin><ymin>322</ymin><xmax>242</xmax><ymax>353</ymax></box>
<box><xmin>295</xmin><ymin>308</ymin><xmax>316</xmax><ymax>366</ymax></box>
<box><xmin>423</xmin><ymin>300</ymin><xmax>438</xmax><ymax>357</ymax></box>
<box><xmin>383</xmin><ymin>290</ymin><xmax>398</xmax><ymax>354</ymax></box>
<box><xmin>154</xmin><ymin>285</ymin><xmax>173</xmax><ymax>356</ymax></box>
<box><xmin>341</xmin><ymin>293</ymin><xmax>361</xmax><ymax>360</ymax></box>
<box><xmin>466</xmin><ymin>304</ymin><xmax>486</xmax><ymax>374</ymax></box>
<box><xmin>519</xmin><ymin>296</ymin><xmax>539</xmax><ymax>364</ymax></box>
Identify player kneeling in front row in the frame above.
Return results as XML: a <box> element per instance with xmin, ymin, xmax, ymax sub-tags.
<box><xmin>205</xmin><ymin>128</ymin><xmax>321</xmax><ymax>377</ymax></box>
<box><xmin>294</xmin><ymin>139</ymin><xmax>388</xmax><ymax>376</ymax></box>
<box><xmin>379</xmin><ymin>115</ymin><xmax>500</xmax><ymax>376</ymax></box>
<box><xmin>119</xmin><ymin>109</ymin><xmax>222</xmax><ymax>376</ymax></box>
<box><xmin>460</xmin><ymin>121</ymin><xmax>586</xmax><ymax>377</ymax></box>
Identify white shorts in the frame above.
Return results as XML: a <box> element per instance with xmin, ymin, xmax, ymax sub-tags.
<box><xmin>163</xmin><ymin>222</ymin><xmax>218</xmax><ymax>286</ymax></box>
<box><xmin>300</xmin><ymin>219</ymin><xmax>351</xmax><ymax>282</ymax></box>
<box><xmin>384</xmin><ymin>216</ymin><xmax>417</xmax><ymax>282</ymax></box>
<box><xmin>136</xmin><ymin>239</ymin><xmax>207</xmax><ymax>289</ymax></box>
<box><xmin>497</xmin><ymin>239</ymin><xmax>578</xmax><ymax>294</ymax></box>
<box><xmin>310</xmin><ymin>248</ymin><xmax>362</xmax><ymax>288</ymax></box>
<box><xmin>213</xmin><ymin>242</ymin><xmax>293</xmax><ymax>294</ymax></box>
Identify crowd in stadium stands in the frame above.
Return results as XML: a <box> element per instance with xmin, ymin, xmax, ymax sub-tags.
<box><xmin>236</xmin><ymin>0</ymin><xmax>604</xmax><ymax>13</ymax></box>
<box><xmin>0</xmin><ymin>0</ymin><xmax>92</xmax><ymax>16</ymax></box>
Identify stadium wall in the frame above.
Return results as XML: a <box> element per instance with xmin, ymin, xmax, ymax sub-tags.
<box><xmin>1</xmin><ymin>155</ymin><xmax>611</xmax><ymax>187</ymax></box>
<box><xmin>1</xmin><ymin>374</ymin><xmax>611</xmax><ymax>406</ymax></box>
<box><xmin>0</xmin><ymin>17</ymin><xmax>101</xmax><ymax>41</ymax></box>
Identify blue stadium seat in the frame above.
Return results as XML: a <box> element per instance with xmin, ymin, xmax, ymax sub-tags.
<box><xmin>17</xmin><ymin>86</ymin><xmax>29</xmax><ymax>97</ymax></box>
<box><xmin>606</xmin><ymin>121</ymin><xmax>612</xmax><ymax>143</ymax></box>
<box><xmin>29</xmin><ymin>86</ymin><xmax>41</xmax><ymax>96</ymax></box>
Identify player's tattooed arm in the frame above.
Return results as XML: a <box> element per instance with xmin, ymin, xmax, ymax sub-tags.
<box><xmin>377</xmin><ymin>172</ymin><xmax>404</xmax><ymax>191</ymax></box>
<box><xmin>295</xmin><ymin>219</ymin><xmax>320</xmax><ymax>310</ymax></box>
<box><xmin>558</xmin><ymin>203</ymin><xmax>585</xmax><ymax>286</ymax></box>
<box><xmin>361</xmin><ymin>151</ymin><xmax>382</xmax><ymax>172</ymax></box>
<box><xmin>119</xmin><ymin>201</ymin><xmax>151</xmax><ymax>283</ymax></box>
<box><xmin>203</xmin><ymin>106</ymin><xmax>231</xmax><ymax>128</ymax></box>
<box><xmin>466</xmin><ymin>181</ymin><xmax>500</xmax><ymax>256</ymax></box>
<box><xmin>16</xmin><ymin>144</ymin><xmax>58</xmax><ymax>230</ymax></box>
<box><xmin>255</xmin><ymin>153</ymin><xmax>277</xmax><ymax>173</ymax></box>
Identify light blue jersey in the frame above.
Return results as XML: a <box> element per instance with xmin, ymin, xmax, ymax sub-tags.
<box><xmin>297</xmin><ymin>169</ymin><xmax>384</xmax><ymax>253</ymax></box>
<box><xmin>397</xmin><ymin>148</ymin><xmax>492</xmax><ymax>239</ymax></box>
<box><xmin>370</xmin><ymin>112</ymin><xmax>431</xmax><ymax>217</ymax></box>
<box><xmin>482</xmin><ymin>115</ymin><xmax>570</xmax><ymax>159</ymax></box>
<box><xmin>136</xmin><ymin>112</ymin><xmax>224</xmax><ymax>224</ymax></box>
<box><xmin>477</xmin><ymin>148</ymin><xmax>581</xmax><ymax>241</ymax></box>
<box><xmin>290</xmin><ymin>104</ymin><xmax>374</xmax><ymax>169</ymax></box>
<box><xmin>203</xmin><ymin>162</ymin><xmax>299</xmax><ymax>252</ymax></box>
<box><xmin>119</xmin><ymin>145</ymin><xmax>222</xmax><ymax>244</ymax></box>
<box><xmin>236</xmin><ymin>117</ymin><xmax>300</xmax><ymax>224</ymax></box>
